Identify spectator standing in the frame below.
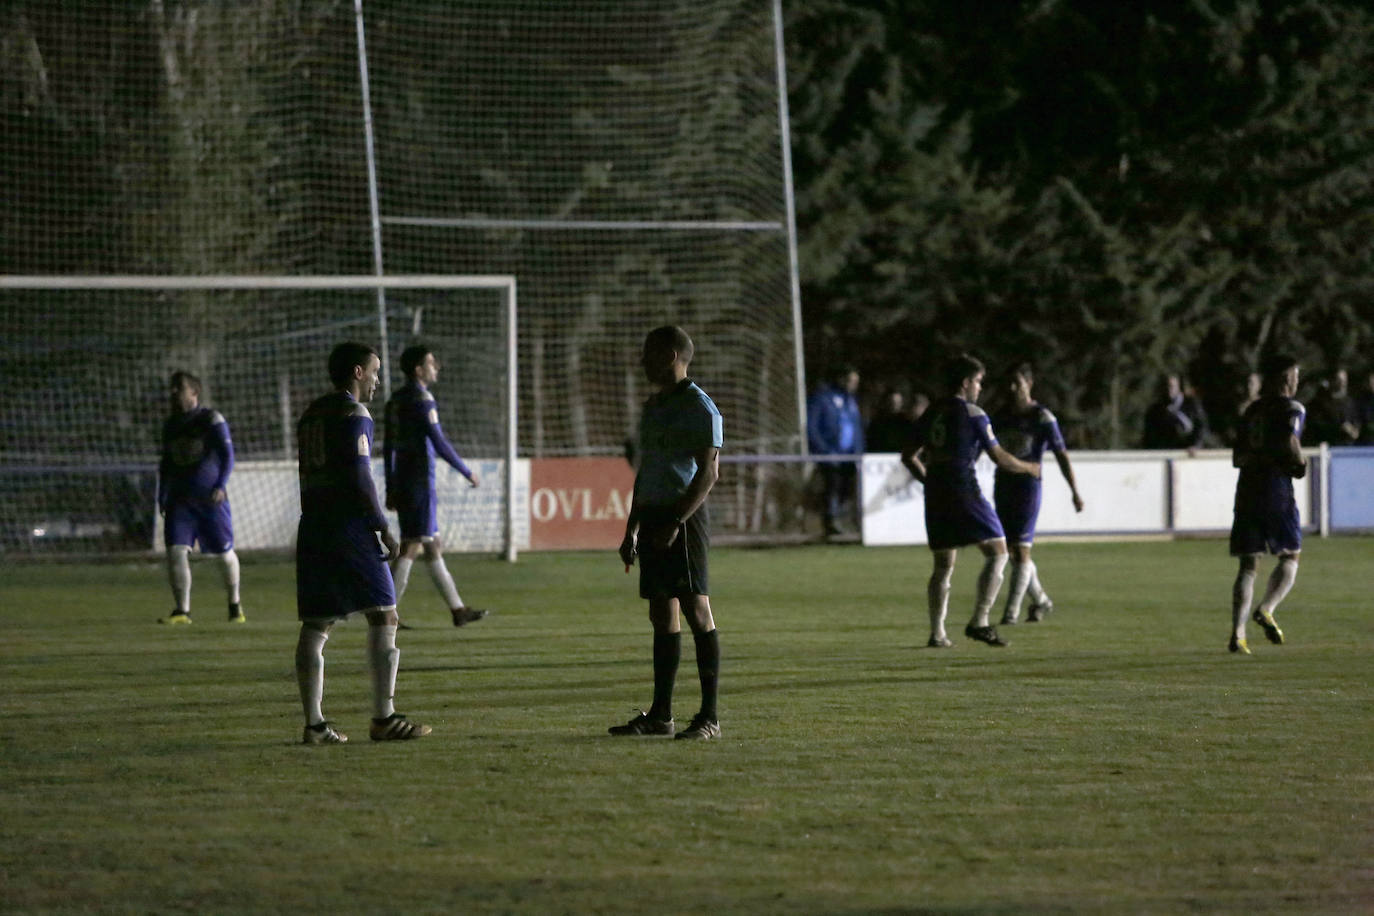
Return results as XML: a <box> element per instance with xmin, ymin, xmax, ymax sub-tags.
<box><xmin>1303</xmin><ymin>368</ymin><xmax>1359</xmax><ymax>446</ymax></box>
<box><xmin>1357</xmin><ymin>369</ymin><xmax>1374</xmax><ymax>444</ymax></box>
<box><xmin>1142</xmin><ymin>373</ymin><xmax>1210</xmax><ymax>453</ymax></box>
<box><xmin>808</xmin><ymin>366</ymin><xmax>864</xmax><ymax>536</ymax></box>
<box><xmin>866</xmin><ymin>388</ymin><xmax>918</xmax><ymax>453</ymax></box>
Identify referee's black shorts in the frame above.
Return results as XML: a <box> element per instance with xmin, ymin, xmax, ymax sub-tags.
<box><xmin>637</xmin><ymin>505</ymin><xmax>710</xmax><ymax>600</ymax></box>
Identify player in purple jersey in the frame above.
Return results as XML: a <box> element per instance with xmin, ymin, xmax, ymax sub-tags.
<box><xmin>293</xmin><ymin>342</ymin><xmax>431</xmax><ymax>744</ymax></box>
<box><xmin>156</xmin><ymin>371</ymin><xmax>243</xmax><ymax>625</ymax></box>
<box><xmin>384</xmin><ymin>344</ymin><xmax>488</xmax><ymax>629</ymax></box>
<box><xmin>993</xmin><ymin>364</ymin><xmax>1085</xmax><ymax>626</ymax></box>
<box><xmin>902</xmin><ymin>354</ymin><xmax>1039</xmax><ymax>648</ymax></box>
<box><xmin>1227</xmin><ymin>354</ymin><xmax>1306</xmax><ymax>655</ymax></box>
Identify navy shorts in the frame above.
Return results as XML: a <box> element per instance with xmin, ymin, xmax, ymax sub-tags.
<box><xmin>296</xmin><ymin>516</ymin><xmax>396</xmax><ymax>620</ymax></box>
<box><xmin>164</xmin><ymin>497</ymin><xmax>234</xmax><ymax>553</ymax></box>
<box><xmin>925</xmin><ymin>484</ymin><xmax>1004</xmax><ymax>551</ymax></box>
<box><xmin>396</xmin><ymin>490</ymin><xmax>439</xmax><ymax>540</ymax></box>
<box><xmin>1230</xmin><ymin>500</ymin><xmax>1302</xmax><ymax>557</ymax></box>
<box><xmin>638</xmin><ymin>506</ymin><xmax>710</xmax><ymax>600</ymax></box>
<box><xmin>993</xmin><ymin>476</ymin><xmax>1041</xmax><ymax>546</ymax></box>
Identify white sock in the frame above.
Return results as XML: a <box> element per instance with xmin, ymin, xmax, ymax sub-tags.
<box><xmin>218</xmin><ymin>549</ymin><xmax>241</xmax><ymax>605</ymax></box>
<box><xmin>392</xmin><ymin>556</ymin><xmax>414</xmax><ymax>600</ymax></box>
<box><xmin>1003</xmin><ymin>559</ymin><xmax>1034</xmax><ymax>621</ymax></box>
<box><xmin>166</xmin><ymin>545</ymin><xmax>192</xmax><ymax>613</ymax></box>
<box><xmin>1257</xmin><ymin>557</ymin><xmax>1298</xmax><ymax>618</ymax></box>
<box><xmin>295</xmin><ymin>625</ymin><xmax>329</xmax><ymax>725</ymax></box>
<box><xmin>368</xmin><ymin>624</ymin><xmax>399</xmax><ymax>720</ymax></box>
<box><xmin>928</xmin><ymin>565</ymin><xmax>953</xmax><ymax>640</ymax></box>
<box><xmin>427</xmin><ymin>556</ymin><xmax>464</xmax><ymax>609</ymax></box>
<box><xmin>1026</xmin><ymin>564</ymin><xmax>1049</xmax><ymax>606</ymax></box>
<box><xmin>1232</xmin><ymin>567</ymin><xmax>1257</xmax><ymax>638</ymax></box>
<box><xmin>973</xmin><ymin>552</ymin><xmax>1009</xmax><ymax>627</ymax></box>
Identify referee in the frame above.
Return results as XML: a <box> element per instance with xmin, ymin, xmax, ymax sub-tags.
<box><xmin>611</xmin><ymin>326</ymin><xmax>724</xmax><ymax>741</ymax></box>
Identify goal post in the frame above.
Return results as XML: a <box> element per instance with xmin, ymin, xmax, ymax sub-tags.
<box><xmin>0</xmin><ymin>274</ymin><xmax>523</xmax><ymax>561</ymax></box>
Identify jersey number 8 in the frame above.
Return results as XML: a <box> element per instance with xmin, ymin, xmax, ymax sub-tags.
<box><xmin>928</xmin><ymin>416</ymin><xmax>948</xmax><ymax>448</ymax></box>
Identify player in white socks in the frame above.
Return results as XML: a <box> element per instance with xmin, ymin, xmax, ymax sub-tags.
<box><xmin>383</xmin><ymin>345</ymin><xmax>488</xmax><ymax>629</ymax></box>
<box><xmin>901</xmin><ymin>354</ymin><xmax>1040</xmax><ymax>648</ymax></box>
<box><xmin>992</xmin><ymin>364</ymin><xmax>1085</xmax><ymax>625</ymax></box>
<box><xmin>156</xmin><ymin>371</ymin><xmax>243</xmax><ymax>625</ymax></box>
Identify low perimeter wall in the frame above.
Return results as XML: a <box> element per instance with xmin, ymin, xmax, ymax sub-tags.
<box><xmin>152</xmin><ymin>447</ymin><xmax>1374</xmax><ymax>552</ymax></box>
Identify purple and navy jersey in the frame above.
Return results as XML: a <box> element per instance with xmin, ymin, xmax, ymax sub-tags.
<box><xmin>158</xmin><ymin>406</ymin><xmax>233</xmax><ymax>507</ymax></box>
<box><xmin>297</xmin><ymin>391</ymin><xmax>388</xmax><ymax>531</ymax></box>
<box><xmin>993</xmin><ymin>402</ymin><xmax>1066</xmax><ymax>480</ymax></box>
<box><xmin>384</xmin><ymin>382</ymin><xmax>472</xmax><ymax>504</ymax></box>
<box><xmin>1234</xmin><ymin>395</ymin><xmax>1306</xmax><ymax>505</ymax></box>
<box><xmin>912</xmin><ymin>396</ymin><xmax>999</xmax><ymax>490</ymax></box>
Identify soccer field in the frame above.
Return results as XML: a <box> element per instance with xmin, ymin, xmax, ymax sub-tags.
<box><xmin>2</xmin><ymin>539</ymin><xmax>1371</xmax><ymax>914</ymax></box>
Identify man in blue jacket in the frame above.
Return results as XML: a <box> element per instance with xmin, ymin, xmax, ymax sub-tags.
<box><xmin>808</xmin><ymin>366</ymin><xmax>864</xmax><ymax>537</ymax></box>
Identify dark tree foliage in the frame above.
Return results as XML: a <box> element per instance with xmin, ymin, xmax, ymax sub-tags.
<box><xmin>787</xmin><ymin>0</ymin><xmax>1374</xmax><ymax>446</ymax></box>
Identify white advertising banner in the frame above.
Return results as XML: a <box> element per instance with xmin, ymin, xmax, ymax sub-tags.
<box><xmin>170</xmin><ymin>458</ymin><xmax>531</xmax><ymax>551</ymax></box>
<box><xmin>1171</xmin><ymin>455</ymin><xmax>1311</xmax><ymax>530</ymax></box>
<box><xmin>861</xmin><ymin>452</ymin><xmax>1171</xmax><ymax>546</ymax></box>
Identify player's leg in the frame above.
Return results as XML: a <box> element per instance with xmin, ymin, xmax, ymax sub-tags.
<box><xmin>1229</xmin><ymin>554</ymin><xmax>1259</xmax><ymax>654</ymax></box>
<box><xmin>966</xmin><ymin>538</ymin><xmax>1010</xmax><ymax>646</ymax></box>
<box><xmin>202</xmin><ymin>500</ymin><xmax>243</xmax><ymax>621</ymax></box>
<box><xmin>927</xmin><ymin>549</ymin><xmax>956</xmax><ymax>647</ymax></box>
<box><xmin>163</xmin><ymin>544</ymin><xmax>193</xmax><ymax>622</ymax></box>
<box><xmin>1025</xmin><ymin>562</ymin><xmax>1053</xmax><ymax>621</ymax></box>
<box><xmin>611</xmin><ymin>508</ymin><xmax>684</xmax><ymax>736</ymax></box>
<box><xmin>1001</xmin><ymin>543</ymin><xmax>1034</xmax><ymax>625</ymax></box>
<box><xmin>391</xmin><ymin>494</ymin><xmax>430</xmax><ymax>626</ymax></box>
<box><xmin>392</xmin><ymin>539</ymin><xmax>423</xmax><ymax>601</ymax></box>
<box><xmin>390</xmin><ymin>538</ymin><xmax>423</xmax><ymax>628</ymax></box>
<box><xmin>365</xmin><ymin>606</ymin><xmax>432</xmax><ymax>740</ymax></box>
<box><xmin>159</xmin><ymin>503</ymin><xmax>194</xmax><ymax>623</ymax></box>
<box><xmin>296</xmin><ymin>619</ymin><xmax>346</xmax><ymax>743</ymax></box>
<box><xmin>217</xmin><ymin>549</ymin><xmax>244</xmax><ymax>621</ymax></box>
<box><xmin>649</xmin><ymin>597</ymin><xmax>683</xmax><ymax>722</ymax></box>
<box><xmin>677</xmin><ymin>594</ymin><xmax>721</xmax><ymax>740</ymax></box>
<box><xmin>610</xmin><ymin>597</ymin><xmax>681</xmax><ymax>736</ymax></box>
<box><xmin>423</xmin><ymin>536</ymin><xmax>488</xmax><ymax>627</ymax></box>
<box><xmin>1253</xmin><ymin>552</ymin><xmax>1298</xmax><ymax>645</ymax></box>
<box><xmin>1252</xmin><ymin>502</ymin><xmax>1301</xmax><ymax>645</ymax></box>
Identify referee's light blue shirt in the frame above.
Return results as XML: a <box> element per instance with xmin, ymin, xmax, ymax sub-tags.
<box><xmin>634</xmin><ymin>379</ymin><xmax>723</xmax><ymax>508</ymax></box>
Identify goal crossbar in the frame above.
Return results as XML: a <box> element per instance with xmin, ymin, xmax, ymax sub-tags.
<box><xmin>0</xmin><ymin>275</ymin><xmax>515</xmax><ymax>291</ymax></box>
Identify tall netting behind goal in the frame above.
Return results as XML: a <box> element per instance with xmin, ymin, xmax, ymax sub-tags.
<box><xmin>1</xmin><ymin>1</ymin><xmax>804</xmax><ymax>554</ymax></box>
<box><xmin>365</xmin><ymin>1</ymin><xmax>802</xmax><ymax>458</ymax></box>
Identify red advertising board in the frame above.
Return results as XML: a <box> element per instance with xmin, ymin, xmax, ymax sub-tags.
<box><xmin>529</xmin><ymin>457</ymin><xmax>636</xmax><ymax>550</ymax></box>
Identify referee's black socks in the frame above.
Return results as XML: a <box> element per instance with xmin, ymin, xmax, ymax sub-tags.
<box><xmin>650</xmin><ymin>631</ymin><xmax>681</xmax><ymax>721</ymax></box>
<box><xmin>694</xmin><ymin>629</ymin><xmax>720</xmax><ymax>721</ymax></box>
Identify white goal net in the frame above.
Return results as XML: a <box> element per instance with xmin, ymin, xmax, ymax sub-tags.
<box><xmin>1</xmin><ymin>0</ymin><xmax>804</xmax><ymax>554</ymax></box>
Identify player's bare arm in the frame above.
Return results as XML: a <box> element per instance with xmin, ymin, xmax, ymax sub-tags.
<box><xmin>901</xmin><ymin>445</ymin><xmax>927</xmax><ymax>484</ymax></box>
<box><xmin>379</xmin><ymin>527</ymin><xmax>399</xmax><ymax>562</ymax></box>
<box><xmin>652</xmin><ymin>446</ymin><xmax>719</xmax><ymax>551</ymax></box>
<box><xmin>619</xmin><ymin>502</ymin><xmax>641</xmax><ymax>568</ymax></box>
<box><xmin>1284</xmin><ymin>432</ymin><xmax>1306</xmax><ymax>478</ymax></box>
<box><xmin>990</xmin><ymin>443</ymin><xmax>1040</xmax><ymax>479</ymax></box>
<box><xmin>1054</xmin><ymin>450</ymin><xmax>1084</xmax><ymax>511</ymax></box>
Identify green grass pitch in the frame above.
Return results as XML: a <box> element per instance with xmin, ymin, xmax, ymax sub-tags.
<box><xmin>2</xmin><ymin>539</ymin><xmax>1371</xmax><ymax>914</ymax></box>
